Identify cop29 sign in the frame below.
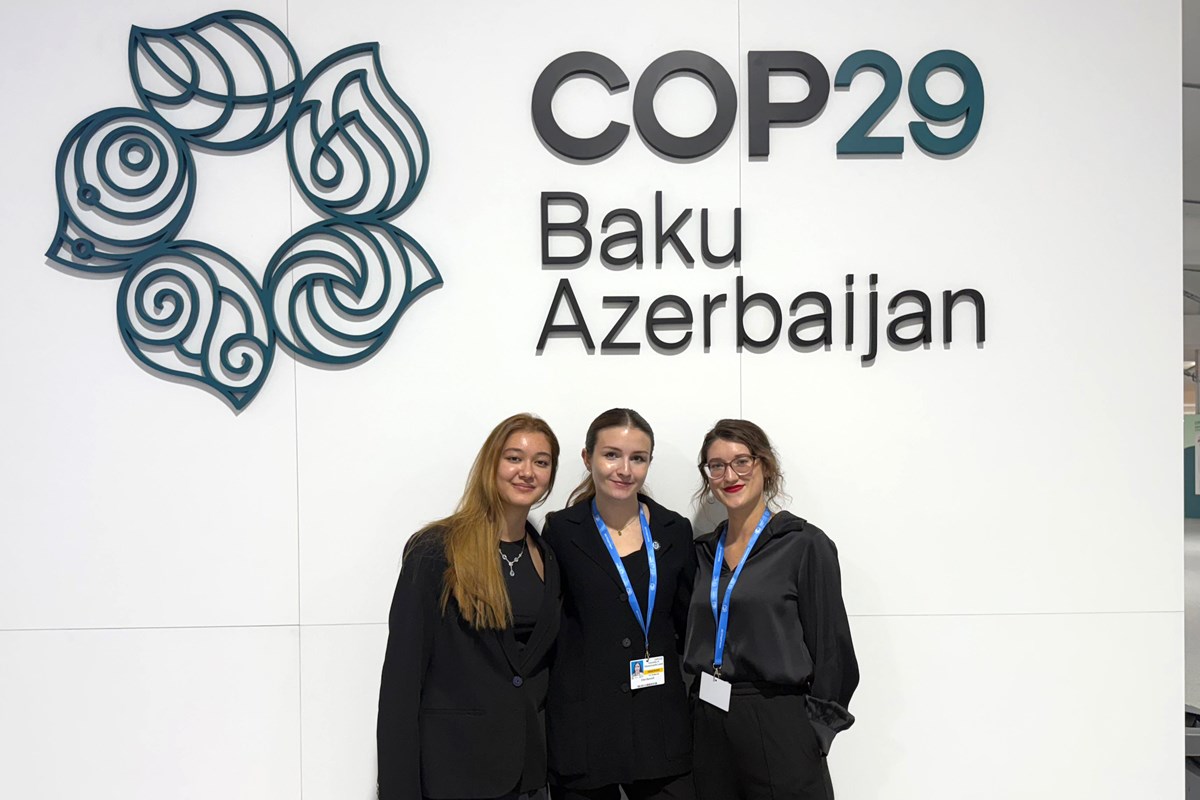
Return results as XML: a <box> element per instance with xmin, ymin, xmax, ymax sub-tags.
<box><xmin>532</xmin><ymin>50</ymin><xmax>985</xmax><ymax>161</ymax></box>
<box><xmin>46</xmin><ymin>12</ymin><xmax>989</xmax><ymax>410</ymax></box>
<box><xmin>532</xmin><ymin>49</ymin><xmax>987</xmax><ymax>362</ymax></box>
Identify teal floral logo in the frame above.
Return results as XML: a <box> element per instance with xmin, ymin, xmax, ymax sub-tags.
<box><xmin>48</xmin><ymin>10</ymin><xmax>440</xmax><ymax>410</ymax></box>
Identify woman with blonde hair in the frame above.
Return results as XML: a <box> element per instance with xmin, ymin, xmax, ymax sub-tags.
<box><xmin>377</xmin><ymin>413</ymin><xmax>562</xmax><ymax>800</ymax></box>
<box><xmin>685</xmin><ymin>419</ymin><xmax>858</xmax><ymax>800</ymax></box>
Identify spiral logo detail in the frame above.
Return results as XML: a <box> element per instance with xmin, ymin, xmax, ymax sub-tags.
<box><xmin>49</xmin><ymin>108</ymin><xmax>195</xmax><ymax>272</ymax></box>
<box><xmin>129</xmin><ymin>12</ymin><xmax>301</xmax><ymax>151</ymax></box>
<box><xmin>48</xmin><ymin>9</ymin><xmax>440</xmax><ymax>410</ymax></box>
<box><xmin>265</xmin><ymin>220</ymin><xmax>438</xmax><ymax>364</ymax></box>
<box><xmin>287</xmin><ymin>44</ymin><xmax>428</xmax><ymax>220</ymax></box>
<box><xmin>119</xmin><ymin>244</ymin><xmax>273</xmax><ymax>409</ymax></box>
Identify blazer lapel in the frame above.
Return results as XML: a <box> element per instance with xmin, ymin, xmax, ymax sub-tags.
<box><xmin>497</xmin><ymin>623</ymin><xmax>523</xmax><ymax>678</ymax></box>
<box><xmin>563</xmin><ymin>503</ymin><xmax>628</xmax><ymax>592</ymax></box>
<box><xmin>648</xmin><ymin>515</ymin><xmax>675</xmax><ymax>560</ymax></box>
<box><xmin>520</xmin><ymin>527</ymin><xmax>560</xmax><ymax>672</ymax></box>
<box><xmin>644</xmin><ymin>495</ymin><xmax>677</xmax><ymax>560</ymax></box>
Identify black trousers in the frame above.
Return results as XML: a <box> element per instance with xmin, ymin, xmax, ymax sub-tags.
<box><xmin>551</xmin><ymin>772</ymin><xmax>695</xmax><ymax>800</ymax></box>
<box><xmin>692</xmin><ymin>687</ymin><xmax>833</xmax><ymax>800</ymax></box>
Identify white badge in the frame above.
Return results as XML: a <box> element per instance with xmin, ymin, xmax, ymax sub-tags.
<box><xmin>629</xmin><ymin>656</ymin><xmax>666</xmax><ymax>690</ymax></box>
<box><xmin>698</xmin><ymin>671</ymin><xmax>731</xmax><ymax>711</ymax></box>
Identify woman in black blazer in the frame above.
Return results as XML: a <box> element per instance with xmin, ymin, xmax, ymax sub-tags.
<box><xmin>377</xmin><ymin>413</ymin><xmax>563</xmax><ymax>800</ymax></box>
<box><xmin>543</xmin><ymin>408</ymin><xmax>696</xmax><ymax>800</ymax></box>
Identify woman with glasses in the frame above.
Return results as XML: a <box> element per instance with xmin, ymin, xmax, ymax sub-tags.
<box><xmin>543</xmin><ymin>408</ymin><xmax>697</xmax><ymax>800</ymax></box>
<box><xmin>684</xmin><ymin>419</ymin><xmax>858</xmax><ymax>800</ymax></box>
<box><xmin>377</xmin><ymin>413</ymin><xmax>562</xmax><ymax>800</ymax></box>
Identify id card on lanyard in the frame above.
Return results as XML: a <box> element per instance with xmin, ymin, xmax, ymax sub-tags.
<box><xmin>591</xmin><ymin>500</ymin><xmax>664</xmax><ymax>690</ymax></box>
<box><xmin>700</xmin><ymin>508</ymin><xmax>772</xmax><ymax>711</ymax></box>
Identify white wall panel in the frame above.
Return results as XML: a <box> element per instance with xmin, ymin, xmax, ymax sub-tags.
<box><xmin>833</xmin><ymin>612</ymin><xmax>1182</xmax><ymax>799</ymax></box>
<box><xmin>0</xmin><ymin>626</ymin><xmax>301</xmax><ymax>800</ymax></box>
<box><xmin>300</xmin><ymin>623</ymin><xmax>389</xmax><ymax>800</ymax></box>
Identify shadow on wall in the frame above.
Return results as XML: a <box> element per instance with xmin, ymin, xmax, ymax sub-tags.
<box><xmin>691</xmin><ymin>497</ymin><xmax>727</xmax><ymax>537</ymax></box>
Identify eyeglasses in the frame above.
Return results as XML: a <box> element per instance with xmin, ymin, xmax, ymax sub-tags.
<box><xmin>700</xmin><ymin>455</ymin><xmax>758</xmax><ymax>480</ymax></box>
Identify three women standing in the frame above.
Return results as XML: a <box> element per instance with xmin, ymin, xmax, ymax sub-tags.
<box><xmin>377</xmin><ymin>413</ymin><xmax>562</xmax><ymax>800</ymax></box>
<box><xmin>543</xmin><ymin>409</ymin><xmax>697</xmax><ymax>800</ymax></box>
<box><xmin>684</xmin><ymin>419</ymin><xmax>858</xmax><ymax>800</ymax></box>
<box><xmin>377</xmin><ymin>412</ymin><xmax>857</xmax><ymax>800</ymax></box>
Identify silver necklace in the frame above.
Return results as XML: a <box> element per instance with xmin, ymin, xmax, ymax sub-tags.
<box><xmin>499</xmin><ymin>537</ymin><xmax>527</xmax><ymax>577</ymax></box>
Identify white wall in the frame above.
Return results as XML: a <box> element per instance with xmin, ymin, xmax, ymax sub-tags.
<box><xmin>0</xmin><ymin>1</ymin><xmax>1181</xmax><ymax>797</ymax></box>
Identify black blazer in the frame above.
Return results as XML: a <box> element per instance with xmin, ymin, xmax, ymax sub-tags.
<box><xmin>542</xmin><ymin>495</ymin><xmax>696</xmax><ymax>789</ymax></box>
<box><xmin>377</xmin><ymin>524</ymin><xmax>561</xmax><ymax>800</ymax></box>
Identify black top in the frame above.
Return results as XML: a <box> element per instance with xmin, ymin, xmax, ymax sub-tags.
<box><xmin>683</xmin><ymin>510</ymin><xmax>859</xmax><ymax>756</ymax></box>
<box><xmin>500</xmin><ymin>537</ymin><xmax>545</xmax><ymax>647</ymax></box>
<box><xmin>542</xmin><ymin>495</ymin><xmax>697</xmax><ymax>789</ymax></box>
<box><xmin>620</xmin><ymin>546</ymin><xmax>649</xmax><ymax>613</ymax></box>
<box><xmin>377</xmin><ymin>523</ymin><xmax>561</xmax><ymax>799</ymax></box>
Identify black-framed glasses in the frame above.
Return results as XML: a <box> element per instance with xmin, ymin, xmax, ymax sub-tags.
<box><xmin>700</xmin><ymin>455</ymin><xmax>758</xmax><ymax>480</ymax></box>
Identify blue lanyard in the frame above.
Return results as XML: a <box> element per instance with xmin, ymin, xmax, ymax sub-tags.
<box><xmin>710</xmin><ymin>508</ymin><xmax>772</xmax><ymax>676</ymax></box>
<box><xmin>591</xmin><ymin>500</ymin><xmax>657</xmax><ymax>658</ymax></box>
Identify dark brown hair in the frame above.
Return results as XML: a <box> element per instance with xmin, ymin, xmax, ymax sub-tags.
<box><xmin>695</xmin><ymin>418</ymin><xmax>786</xmax><ymax>506</ymax></box>
<box><xmin>567</xmin><ymin>408</ymin><xmax>655</xmax><ymax>506</ymax></box>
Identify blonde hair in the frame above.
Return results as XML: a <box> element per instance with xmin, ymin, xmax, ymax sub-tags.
<box><xmin>414</xmin><ymin>413</ymin><xmax>559</xmax><ymax>630</ymax></box>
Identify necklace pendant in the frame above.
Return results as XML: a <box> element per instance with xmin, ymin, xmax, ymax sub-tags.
<box><xmin>499</xmin><ymin>539</ymin><xmax>526</xmax><ymax>578</ymax></box>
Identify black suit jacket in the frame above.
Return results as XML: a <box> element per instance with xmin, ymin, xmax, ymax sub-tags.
<box><xmin>377</xmin><ymin>524</ymin><xmax>561</xmax><ymax>800</ymax></box>
<box><xmin>542</xmin><ymin>496</ymin><xmax>696</xmax><ymax>789</ymax></box>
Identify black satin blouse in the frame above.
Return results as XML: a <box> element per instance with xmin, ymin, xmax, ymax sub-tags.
<box><xmin>683</xmin><ymin>510</ymin><xmax>859</xmax><ymax>755</ymax></box>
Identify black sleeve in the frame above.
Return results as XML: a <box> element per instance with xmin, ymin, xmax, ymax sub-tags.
<box><xmin>377</xmin><ymin>541</ymin><xmax>440</xmax><ymax>800</ymax></box>
<box><xmin>796</xmin><ymin>531</ymin><xmax>859</xmax><ymax>756</ymax></box>
<box><xmin>539</xmin><ymin>522</ymin><xmax>563</xmax><ymax>661</ymax></box>
<box><xmin>540</xmin><ymin>513</ymin><xmax>561</xmax><ymax>551</ymax></box>
<box><xmin>672</xmin><ymin>518</ymin><xmax>697</xmax><ymax>655</ymax></box>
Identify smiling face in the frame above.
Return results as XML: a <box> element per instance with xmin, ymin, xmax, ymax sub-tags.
<box><xmin>704</xmin><ymin>437</ymin><xmax>766</xmax><ymax>515</ymax></box>
<box><xmin>495</xmin><ymin>430</ymin><xmax>555</xmax><ymax>512</ymax></box>
<box><xmin>584</xmin><ymin>425</ymin><xmax>653</xmax><ymax>504</ymax></box>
